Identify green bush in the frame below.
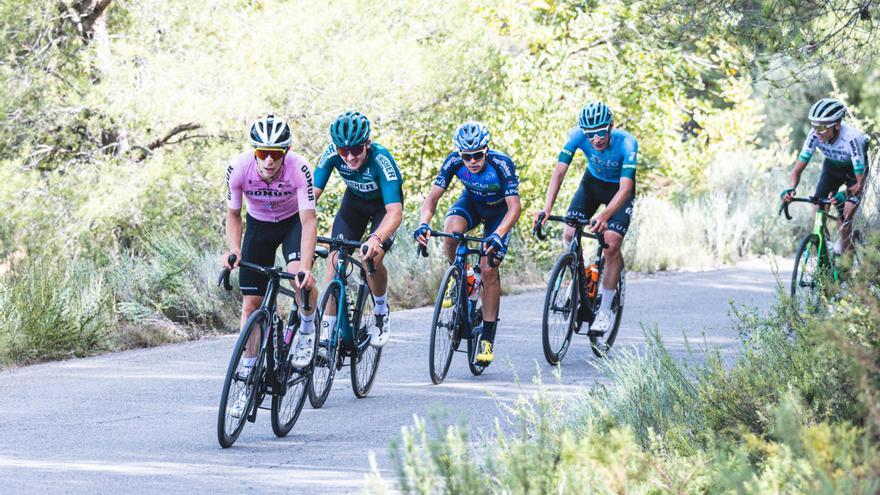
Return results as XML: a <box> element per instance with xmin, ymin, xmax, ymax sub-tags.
<box><xmin>0</xmin><ymin>255</ymin><xmax>113</xmax><ymax>365</ymax></box>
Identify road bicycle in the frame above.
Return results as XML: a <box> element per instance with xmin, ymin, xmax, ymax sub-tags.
<box><xmin>216</xmin><ymin>255</ymin><xmax>317</xmax><ymax>448</ymax></box>
<box><xmin>533</xmin><ymin>212</ymin><xmax>625</xmax><ymax>362</ymax></box>
<box><xmin>417</xmin><ymin>230</ymin><xmax>496</xmax><ymax>384</ymax></box>
<box><xmin>780</xmin><ymin>196</ymin><xmax>850</xmax><ymax>307</ymax></box>
<box><xmin>308</xmin><ymin>236</ymin><xmax>382</xmax><ymax>408</ymax></box>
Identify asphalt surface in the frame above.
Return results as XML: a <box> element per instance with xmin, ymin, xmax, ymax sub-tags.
<box><xmin>0</xmin><ymin>258</ymin><xmax>782</xmax><ymax>494</ymax></box>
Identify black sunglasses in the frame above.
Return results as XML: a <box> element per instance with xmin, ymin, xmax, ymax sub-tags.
<box><xmin>460</xmin><ymin>150</ymin><xmax>487</xmax><ymax>162</ymax></box>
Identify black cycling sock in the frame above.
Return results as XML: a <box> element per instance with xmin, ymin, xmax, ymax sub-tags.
<box><xmin>481</xmin><ymin>320</ymin><xmax>497</xmax><ymax>343</ymax></box>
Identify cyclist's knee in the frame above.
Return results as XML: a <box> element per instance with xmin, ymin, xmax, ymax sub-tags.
<box><xmin>603</xmin><ymin>232</ymin><xmax>623</xmax><ymax>254</ymax></box>
<box><xmin>563</xmin><ymin>225</ymin><xmax>575</xmax><ymax>242</ymax></box>
<box><xmin>242</xmin><ymin>296</ymin><xmax>262</xmax><ymax>314</ymax></box>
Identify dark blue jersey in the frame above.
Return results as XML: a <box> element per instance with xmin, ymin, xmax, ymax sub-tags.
<box><xmin>433</xmin><ymin>149</ymin><xmax>519</xmax><ymax>205</ymax></box>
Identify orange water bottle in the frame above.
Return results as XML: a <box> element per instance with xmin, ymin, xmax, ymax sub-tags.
<box><xmin>587</xmin><ymin>261</ymin><xmax>599</xmax><ymax>298</ymax></box>
<box><xmin>466</xmin><ymin>264</ymin><xmax>475</xmax><ymax>296</ymax></box>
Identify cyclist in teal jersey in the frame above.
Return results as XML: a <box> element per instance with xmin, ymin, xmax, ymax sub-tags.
<box><xmin>781</xmin><ymin>97</ymin><xmax>870</xmax><ymax>253</ymax></box>
<box><xmin>314</xmin><ymin>111</ymin><xmax>403</xmax><ymax>348</ymax></box>
<box><xmin>533</xmin><ymin>101</ymin><xmax>637</xmax><ymax>335</ymax></box>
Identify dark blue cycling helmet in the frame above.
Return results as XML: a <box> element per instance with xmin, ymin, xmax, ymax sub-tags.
<box><xmin>452</xmin><ymin>121</ymin><xmax>491</xmax><ymax>151</ymax></box>
<box><xmin>578</xmin><ymin>101</ymin><xmax>613</xmax><ymax>129</ymax></box>
<box><xmin>330</xmin><ymin>111</ymin><xmax>371</xmax><ymax>147</ymax></box>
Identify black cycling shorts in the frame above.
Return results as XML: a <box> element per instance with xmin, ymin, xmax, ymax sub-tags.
<box><xmin>240</xmin><ymin>213</ymin><xmax>302</xmax><ymax>296</ymax></box>
<box><xmin>567</xmin><ymin>171</ymin><xmax>634</xmax><ymax>236</ymax></box>
<box><xmin>331</xmin><ymin>188</ymin><xmax>395</xmax><ymax>252</ymax></box>
<box><xmin>814</xmin><ymin>160</ymin><xmax>862</xmax><ymax>200</ymax></box>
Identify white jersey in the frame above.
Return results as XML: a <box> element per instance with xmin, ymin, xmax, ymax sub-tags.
<box><xmin>798</xmin><ymin>122</ymin><xmax>869</xmax><ymax>175</ymax></box>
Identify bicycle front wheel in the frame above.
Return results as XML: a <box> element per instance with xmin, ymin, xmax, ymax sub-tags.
<box><xmin>791</xmin><ymin>233</ymin><xmax>823</xmax><ymax>310</ymax></box>
<box><xmin>351</xmin><ymin>285</ymin><xmax>382</xmax><ymax>398</ymax></box>
<box><xmin>217</xmin><ymin>311</ymin><xmax>267</xmax><ymax>448</ymax></box>
<box><xmin>271</xmin><ymin>318</ymin><xmax>314</xmax><ymax>437</ymax></box>
<box><xmin>309</xmin><ymin>284</ymin><xmax>340</xmax><ymax>409</ymax></box>
<box><xmin>429</xmin><ymin>265</ymin><xmax>462</xmax><ymax>384</ymax></box>
<box><xmin>542</xmin><ymin>253</ymin><xmax>578</xmax><ymax>365</ymax></box>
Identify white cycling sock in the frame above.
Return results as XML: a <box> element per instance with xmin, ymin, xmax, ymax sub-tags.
<box><xmin>599</xmin><ymin>287</ymin><xmax>616</xmax><ymax>313</ymax></box>
<box><xmin>374</xmin><ymin>293</ymin><xmax>388</xmax><ymax>315</ymax></box>
<box><xmin>244</xmin><ymin>356</ymin><xmax>257</xmax><ymax>369</ymax></box>
<box><xmin>299</xmin><ymin>310</ymin><xmax>316</xmax><ymax>334</ymax></box>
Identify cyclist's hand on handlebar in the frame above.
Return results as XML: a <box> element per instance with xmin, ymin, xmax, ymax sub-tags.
<box><xmin>831</xmin><ymin>190</ymin><xmax>847</xmax><ymax>206</ymax></box>
<box><xmin>221</xmin><ymin>250</ymin><xmax>240</xmax><ymax>269</ymax></box>
<box><xmin>532</xmin><ymin>209</ymin><xmax>550</xmax><ymax>229</ymax></box>
<box><xmin>413</xmin><ymin>223</ymin><xmax>431</xmax><ymax>246</ymax></box>
<box><xmin>780</xmin><ymin>188</ymin><xmax>796</xmax><ymax>203</ymax></box>
<box><xmin>483</xmin><ymin>232</ymin><xmax>505</xmax><ymax>257</ymax></box>
<box><xmin>361</xmin><ymin>235</ymin><xmax>383</xmax><ymax>261</ymax></box>
<box><xmin>294</xmin><ymin>269</ymin><xmax>317</xmax><ymax>290</ymax></box>
<box><xmin>589</xmin><ymin>216</ymin><xmax>608</xmax><ymax>234</ymax></box>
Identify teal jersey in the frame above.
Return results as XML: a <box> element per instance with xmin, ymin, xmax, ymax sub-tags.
<box><xmin>314</xmin><ymin>143</ymin><xmax>404</xmax><ymax>204</ymax></box>
<box><xmin>558</xmin><ymin>128</ymin><xmax>638</xmax><ymax>183</ymax></box>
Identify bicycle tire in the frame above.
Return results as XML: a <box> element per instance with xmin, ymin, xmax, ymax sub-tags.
<box><xmin>429</xmin><ymin>264</ymin><xmax>461</xmax><ymax>384</ymax></box>
<box><xmin>542</xmin><ymin>253</ymin><xmax>578</xmax><ymax>365</ymax></box>
<box><xmin>350</xmin><ymin>284</ymin><xmax>382</xmax><ymax>398</ymax></box>
<box><xmin>791</xmin><ymin>233</ymin><xmax>823</xmax><ymax>309</ymax></box>
<box><xmin>217</xmin><ymin>310</ymin><xmax>267</xmax><ymax>448</ymax></box>
<box><xmin>270</xmin><ymin>315</ymin><xmax>314</xmax><ymax>437</ymax></box>
<box><xmin>590</xmin><ymin>259</ymin><xmax>625</xmax><ymax>358</ymax></box>
<box><xmin>309</xmin><ymin>284</ymin><xmax>341</xmax><ymax>408</ymax></box>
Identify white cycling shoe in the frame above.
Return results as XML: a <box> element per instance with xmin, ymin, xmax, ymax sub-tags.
<box><xmin>290</xmin><ymin>332</ymin><xmax>315</xmax><ymax>368</ymax></box>
<box><xmin>368</xmin><ymin>313</ymin><xmax>390</xmax><ymax>348</ymax></box>
<box><xmin>591</xmin><ymin>310</ymin><xmax>614</xmax><ymax>335</ymax></box>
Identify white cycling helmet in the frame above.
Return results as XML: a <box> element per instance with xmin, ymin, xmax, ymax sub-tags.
<box><xmin>808</xmin><ymin>98</ymin><xmax>847</xmax><ymax>124</ymax></box>
<box><xmin>249</xmin><ymin>114</ymin><xmax>292</xmax><ymax>148</ymax></box>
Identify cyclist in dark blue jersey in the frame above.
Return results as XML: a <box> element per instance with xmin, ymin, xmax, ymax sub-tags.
<box><xmin>414</xmin><ymin>122</ymin><xmax>522</xmax><ymax>364</ymax></box>
<box><xmin>533</xmin><ymin>101</ymin><xmax>638</xmax><ymax>335</ymax></box>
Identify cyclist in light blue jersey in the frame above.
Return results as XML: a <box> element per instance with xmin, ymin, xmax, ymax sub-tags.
<box><xmin>534</xmin><ymin>101</ymin><xmax>637</xmax><ymax>335</ymax></box>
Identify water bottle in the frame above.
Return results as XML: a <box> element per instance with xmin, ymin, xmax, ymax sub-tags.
<box><xmin>587</xmin><ymin>259</ymin><xmax>599</xmax><ymax>299</ymax></box>
<box><xmin>469</xmin><ymin>266</ymin><xmax>482</xmax><ymax>302</ymax></box>
<box><xmin>466</xmin><ymin>264</ymin><xmax>475</xmax><ymax>297</ymax></box>
<box><xmin>283</xmin><ymin>324</ymin><xmax>294</xmax><ymax>346</ymax></box>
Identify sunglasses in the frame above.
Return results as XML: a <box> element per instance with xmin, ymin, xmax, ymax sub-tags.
<box><xmin>337</xmin><ymin>143</ymin><xmax>367</xmax><ymax>157</ymax></box>
<box><xmin>582</xmin><ymin>126</ymin><xmax>610</xmax><ymax>139</ymax></box>
<box><xmin>254</xmin><ymin>148</ymin><xmax>287</xmax><ymax>161</ymax></box>
<box><xmin>460</xmin><ymin>149</ymin><xmax>487</xmax><ymax>162</ymax></box>
<box><xmin>811</xmin><ymin>123</ymin><xmax>836</xmax><ymax>133</ymax></box>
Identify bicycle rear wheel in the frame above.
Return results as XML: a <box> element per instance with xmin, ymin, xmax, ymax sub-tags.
<box><xmin>429</xmin><ymin>265</ymin><xmax>461</xmax><ymax>384</ymax></box>
<box><xmin>791</xmin><ymin>233</ymin><xmax>823</xmax><ymax>310</ymax></box>
<box><xmin>351</xmin><ymin>283</ymin><xmax>382</xmax><ymax>398</ymax></box>
<box><xmin>542</xmin><ymin>253</ymin><xmax>578</xmax><ymax>365</ymax></box>
<box><xmin>590</xmin><ymin>260</ymin><xmax>625</xmax><ymax>358</ymax></box>
<box><xmin>271</xmin><ymin>317</ymin><xmax>314</xmax><ymax>437</ymax></box>
<box><xmin>309</xmin><ymin>284</ymin><xmax>340</xmax><ymax>408</ymax></box>
<box><xmin>217</xmin><ymin>311</ymin><xmax>266</xmax><ymax>448</ymax></box>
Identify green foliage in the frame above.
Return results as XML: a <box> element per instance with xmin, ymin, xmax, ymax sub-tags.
<box><xmin>0</xmin><ymin>254</ymin><xmax>113</xmax><ymax>365</ymax></box>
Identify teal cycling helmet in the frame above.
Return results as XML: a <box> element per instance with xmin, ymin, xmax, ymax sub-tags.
<box><xmin>330</xmin><ymin>111</ymin><xmax>371</xmax><ymax>147</ymax></box>
<box><xmin>578</xmin><ymin>101</ymin><xmax>613</xmax><ymax>129</ymax></box>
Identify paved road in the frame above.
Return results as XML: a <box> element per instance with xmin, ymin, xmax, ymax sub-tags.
<box><xmin>0</xmin><ymin>259</ymin><xmax>781</xmax><ymax>494</ymax></box>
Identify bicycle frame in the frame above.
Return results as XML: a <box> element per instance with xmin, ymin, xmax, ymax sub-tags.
<box><xmin>317</xmin><ymin>236</ymin><xmax>374</xmax><ymax>357</ymax></box>
<box><xmin>781</xmin><ymin>197</ymin><xmax>843</xmax><ymax>282</ymax></box>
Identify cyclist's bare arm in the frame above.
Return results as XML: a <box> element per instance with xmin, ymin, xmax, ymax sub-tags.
<box><xmin>296</xmin><ymin>208</ymin><xmax>318</xmax><ymax>290</ymax></box>
<box><xmin>787</xmin><ymin>159</ymin><xmax>808</xmax><ymax>191</ymax></box>
<box><xmin>375</xmin><ymin>202</ymin><xmax>403</xmax><ymax>243</ymax></box>
<box><xmin>495</xmin><ymin>195</ymin><xmax>522</xmax><ymax>238</ymax></box>
<box><xmin>535</xmin><ymin>162</ymin><xmax>569</xmax><ymax>226</ymax></box>
<box><xmin>224</xmin><ymin>208</ymin><xmax>243</xmax><ymax>268</ymax></box>
<box><xmin>416</xmin><ymin>185</ymin><xmax>446</xmax><ymax>245</ymax></box>
<box><xmin>591</xmin><ymin>177</ymin><xmax>633</xmax><ymax>233</ymax></box>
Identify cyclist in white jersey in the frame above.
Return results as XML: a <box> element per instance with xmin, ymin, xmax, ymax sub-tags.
<box><xmin>782</xmin><ymin>98</ymin><xmax>870</xmax><ymax>252</ymax></box>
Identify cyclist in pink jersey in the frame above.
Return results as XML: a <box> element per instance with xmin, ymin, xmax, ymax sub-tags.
<box><xmin>222</xmin><ymin>115</ymin><xmax>318</xmax><ymax>416</ymax></box>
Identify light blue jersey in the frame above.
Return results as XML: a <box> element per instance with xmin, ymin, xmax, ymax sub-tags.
<box><xmin>558</xmin><ymin>128</ymin><xmax>638</xmax><ymax>183</ymax></box>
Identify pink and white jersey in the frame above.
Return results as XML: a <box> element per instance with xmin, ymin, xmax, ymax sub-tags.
<box><xmin>225</xmin><ymin>151</ymin><xmax>317</xmax><ymax>222</ymax></box>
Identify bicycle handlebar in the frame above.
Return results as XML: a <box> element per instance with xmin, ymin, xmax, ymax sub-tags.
<box><xmin>218</xmin><ymin>254</ymin><xmax>236</xmax><ymax>291</ymax></box>
<box><xmin>297</xmin><ymin>272</ymin><xmax>311</xmax><ymax>311</ymax></box>
<box><xmin>532</xmin><ymin>213</ymin><xmax>608</xmax><ymax>249</ymax></box>
<box><xmin>361</xmin><ymin>245</ymin><xmax>377</xmax><ymax>275</ymax></box>
<box><xmin>779</xmin><ymin>196</ymin><xmax>841</xmax><ymax>221</ymax></box>
<box><xmin>415</xmin><ymin>229</ymin><xmax>500</xmax><ymax>268</ymax></box>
